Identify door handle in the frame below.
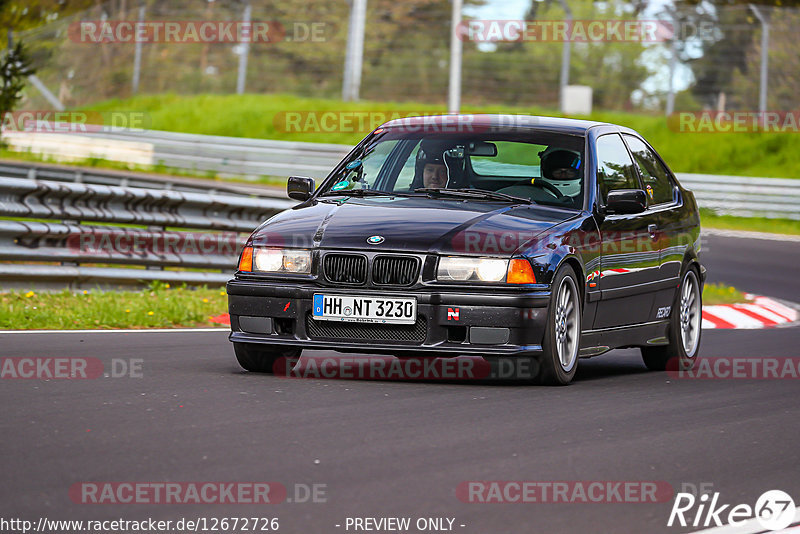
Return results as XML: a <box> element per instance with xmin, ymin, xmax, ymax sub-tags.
<box><xmin>648</xmin><ymin>224</ymin><xmax>658</xmax><ymax>238</ymax></box>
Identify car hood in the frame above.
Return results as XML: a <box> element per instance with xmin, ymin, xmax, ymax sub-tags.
<box><xmin>250</xmin><ymin>196</ymin><xmax>577</xmax><ymax>256</ymax></box>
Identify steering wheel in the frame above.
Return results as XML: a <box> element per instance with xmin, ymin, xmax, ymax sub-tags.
<box><xmin>508</xmin><ymin>178</ymin><xmax>565</xmax><ymax>200</ymax></box>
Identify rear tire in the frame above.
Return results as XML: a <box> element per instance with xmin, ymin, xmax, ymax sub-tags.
<box><xmin>233</xmin><ymin>343</ymin><xmax>301</xmax><ymax>374</ymax></box>
<box><xmin>539</xmin><ymin>265</ymin><xmax>582</xmax><ymax>386</ymax></box>
<box><xmin>641</xmin><ymin>265</ymin><xmax>702</xmax><ymax>371</ymax></box>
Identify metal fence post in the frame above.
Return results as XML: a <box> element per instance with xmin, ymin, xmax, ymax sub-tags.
<box><xmin>749</xmin><ymin>4</ymin><xmax>768</xmax><ymax>118</ymax></box>
<box><xmin>342</xmin><ymin>0</ymin><xmax>367</xmax><ymax>101</ymax></box>
<box><xmin>557</xmin><ymin>0</ymin><xmax>572</xmax><ymax>113</ymax></box>
<box><xmin>447</xmin><ymin>0</ymin><xmax>463</xmax><ymax>114</ymax></box>
<box><xmin>27</xmin><ymin>76</ymin><xmax>65</xmax><ymax>111</ymax></box>
<box><xmin>236</xmin><ymin>2</ymin><xmax>252</xmax><ymax>95</ymax></box>
<box><xmin>132</xmin><ymin>5</ymin><xmax>145</xmax><ymax>94</ymax></box>
<box><xmin>665</xmin><ymin>21</ymin><xmax>678</xmax><ymax>117</ymax></box>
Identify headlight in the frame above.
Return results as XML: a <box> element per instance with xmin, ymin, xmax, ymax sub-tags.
<box><xmin>252</xmin><ymin>248</ymin><xmax>312</xmax><ymax>274</ymax></box>
<box><xmin>442</xmin><ymin>256</ymin><xmax>476</xmax><ymax>280</ymax></box>
<box><xmin>437</xmin><ymin>257</ymin><xmax>509</xmax><ymax>282</ymax></box>
<box><xmin>476</xmin><ymin>259</ymin><xmax>507</xmax><ymax>281</ymax></box>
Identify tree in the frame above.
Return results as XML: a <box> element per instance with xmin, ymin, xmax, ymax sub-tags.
<box><xmin>0</xmin><ymin>0</ymin><xmax>96</xmax><ymax>35</ymax></box>
<box><xmin>668</xmin><ymin>0</ymin><xmax>799</xmax><ymax>109</ymax></box>
<box><xmin>461</xmin><ymin>0</ymin><xmax>654</xmax><ymax>110</ymax></box>
<box><xmin>728</xmin><ymin>7</ymin><xmax>800</xmax><ymax>110</ymax></box>
<box><xmin>0</xmin><ymin>40</ymin><xmax>34</xmax><ymax>115</ymax></box>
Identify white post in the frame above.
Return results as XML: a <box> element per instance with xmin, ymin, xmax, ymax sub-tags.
<box><xmin>236</xmin><ymin>2</ymin><xmax>252</xmax><ymax>95</ymax></box>
<box><xmin>28</xmin><ymin>75</ymin><xmax>65</xmax><ymax>111</ymax></box>
<box><xmin>132</xmin><ymin>5</ymin><xmax>145</xmax><ymax>94</ymax></box>
<box><xmin>342</xmin><ymin>0</ymin><xmax>367</xmax><ymax>101</ymax></box>
<box><xmin>557</xmin><ymin>0</ymin><xmax>572</xmax><ymax>113</ymax></box>
<box><xmin>665</xmin><ymin>30</ymin><xmax>677</xmax><ymax>116</ymax></box>
<box><xmin>749</xmin><ymin>4</ymin><xmax>769</xmax><ymax>117</ymax></box>
<box><xmin>447</xmin><ymin>0</ymin><xmax>463</xmax><ymax>114</ymax></box>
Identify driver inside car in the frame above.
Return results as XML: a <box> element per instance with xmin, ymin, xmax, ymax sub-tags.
<box><xmin>540</xmin><ymin>148</ymin><xmax>581</xmax><ymax>181</ymax></box>
<box><xmin>423</xmin><ymin>160</ymin><xmax>448</xmax><ymax>189</ymax></box>
<box><xmin>410</xmin><ymin>139</ymin><xmax>468</xmax><ymax>190</ymax></box>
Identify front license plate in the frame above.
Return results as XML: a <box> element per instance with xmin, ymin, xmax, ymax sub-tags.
<box><xmin>312</xmin><ymin>294</ymin><xmax>417</xmax><ymax>324</ymax></box>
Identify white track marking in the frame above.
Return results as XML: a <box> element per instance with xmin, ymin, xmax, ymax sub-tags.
<box><xmin>702</xmin><ymin>295</ymin><xmax>800</xmax><ymax>329</ymax></box>
<box><xmin>732</xmin><ymin>303</ymin><xmax>790</xmax><ymax>324</ymax></box>
<box><xmin>703</xmin><ymin>306</ymin><xmax>769</xmax><ymax>329</ymax></box>
<box><xmin>752</xmin><ymin>297</ymin><xmax>799</xmax><ymax>322</ymax></box>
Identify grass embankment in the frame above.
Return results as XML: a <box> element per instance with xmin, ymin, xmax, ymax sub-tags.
<box><xmin>1</xmin><ymin>280</ymin><xmax>742</xmax><ymax>330</ymax></box>
<box><xmin>702</xmin><ymin>283</ymin><xmax>749</xmax><ymax>305</ymax></box>
<box><xmin>84</xmin><ymin>93</ymin><xmax>800</xmax><ymax>178</ymax></box>
<box><xmin>699</xmin><ymin>209</ymin><xmax>800</xmax><ymax>236</ymax></box>
<box><xmin>0</xmin><ymin>282</ymin><xmax>227</xmax><ymax>330</ymax></box>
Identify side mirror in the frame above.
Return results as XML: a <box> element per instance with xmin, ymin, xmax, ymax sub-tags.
<box><xmin>605</xmin><ymin>189</ymin><xmax>647</xmax><ymax>215</ymax></box>
<box><xmin>287</xmin><ymin>176</ymin><xmax>315</xmax><ymax>201</ymax></box>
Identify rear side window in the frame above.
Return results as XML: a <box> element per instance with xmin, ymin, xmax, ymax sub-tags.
<box><xmin>595</xmin><ymin>134</ymin><xmax>639</xmax><ymax>204</ymax></box>
<box><xmin>623</xmin><ymin>135</ymin><xmax>674</xmax><ymax>205</ymax></box>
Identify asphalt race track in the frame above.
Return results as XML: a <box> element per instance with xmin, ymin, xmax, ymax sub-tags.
<box><xmin>1</xmin><ymin>233</ymin><xmax>799</xmax><ymax>534</ymax></box>
<box><xmin>702</xmin><ymin>230</ymin><xmax>800</xmax><ymax>302</ymax></box>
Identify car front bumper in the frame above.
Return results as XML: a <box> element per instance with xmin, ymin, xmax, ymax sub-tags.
<box><xmin>227</xmin><ymin>279</ymin><xmax>552</xmax><ymax>357</ymax></box>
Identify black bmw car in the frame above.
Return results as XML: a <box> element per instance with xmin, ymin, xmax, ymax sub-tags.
<box><xmin>227</xmin><ymin>115</ymin><xmax>705</xmax><ymax>385</ymax></box>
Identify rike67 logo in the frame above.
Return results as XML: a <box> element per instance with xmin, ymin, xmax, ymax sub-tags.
<box><xmin>668</xmin><ymin>489</ymin><xmax>796</xmax><ymax>531</ymax></box>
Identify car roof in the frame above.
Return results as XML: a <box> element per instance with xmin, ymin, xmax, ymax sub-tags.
<box><xmin>379</xmin><ymin>114</ymin><xmax>613</xmax><ymax>136</ymax></box>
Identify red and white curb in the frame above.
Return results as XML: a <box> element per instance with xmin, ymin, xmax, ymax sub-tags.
<box><xmin>703</xmin><ymin>295</ymin><xmax>799</xmax><ymax>330</ymax></box>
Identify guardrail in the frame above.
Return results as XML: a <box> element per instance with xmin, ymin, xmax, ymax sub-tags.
<box><xmin>3</xmin><ymin>128</ymin><xmax>798</xmax><ymax>219</ymax></box>
<box><xmin>0</xmin><ymin>164</ymin><xmax>294</xmax><ymax>289</ymax></box>
<box><xmin>677</xmin><ymin>174</ymin><xmax>800</xmax><ymax>220</ymax></box>
<box><xmin>0</xmin><ymin>160</ymin><xmax>287</xmax><ymax>197</ymax></box>
<box><xmin>3</xmin><ymin>128</ymin><xmax>351</xmax><ymax>180</ymax></box>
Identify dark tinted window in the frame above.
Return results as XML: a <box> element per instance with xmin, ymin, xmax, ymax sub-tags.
<box><xmin>623</xmin><ymin>135</ymin><xmax>674</xmax><ymax>205</ymax></box>
<box><xmin>596</xmin><ymin>134</ymin><xmax>639</xmax><ymax>203</ymax></box>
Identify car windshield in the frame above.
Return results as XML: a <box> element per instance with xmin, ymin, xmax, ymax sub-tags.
<box><xmin>318</xmin><ymin>130</ymin><xmax>585</xmax><ymax>209</ymax></box>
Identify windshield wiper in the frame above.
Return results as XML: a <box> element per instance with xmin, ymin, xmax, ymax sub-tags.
<box><xmin>319</xmin><ymin>189</ymin><xmax>413</xmax><ymax>198</ymax></box>
<box><xmin>414</xmin><ymin>188</ymin><xmax>532</xmax><ymax>205</ymax></box>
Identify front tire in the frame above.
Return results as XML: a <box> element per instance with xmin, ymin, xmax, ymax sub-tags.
<box><xmin>233</xmin><ymin>343</ymin><xmax>301</xmax><ymax>373</ymax></box>
<box><xmin>539</xmin><ymin>265</ymin><xmax>582</xmax><ymax>385</ymax></box>
<box><xmin>641</xmin><ymin>265</ymin><xmax>702</xmax><ymax>371</ymax></box>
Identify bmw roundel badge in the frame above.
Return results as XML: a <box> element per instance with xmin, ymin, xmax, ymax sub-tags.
<box><xmin>367</xmin><ymin>235</ymin><xmax>385</xmax><ymax>245</ymax></box>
